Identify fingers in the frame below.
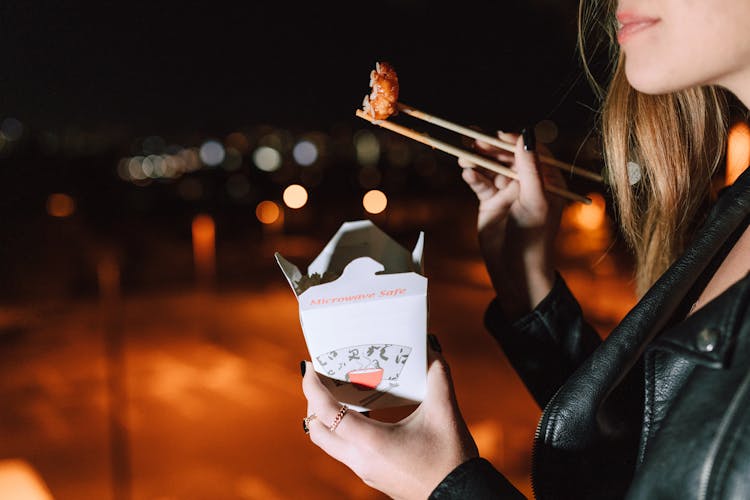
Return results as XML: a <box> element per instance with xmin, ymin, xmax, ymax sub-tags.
<box><xmin>301</xmin><ymin>361</ymin><xmax>375</xmax><ymax>461</ymax></box>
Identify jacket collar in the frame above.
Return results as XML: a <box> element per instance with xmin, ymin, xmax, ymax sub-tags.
<box><xmin>650</xmin><ymin>271</ymin><xmax>750</xmax><ymax>368</ymax></box>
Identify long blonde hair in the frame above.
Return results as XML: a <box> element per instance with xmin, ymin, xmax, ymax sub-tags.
<box><xmin>578</xmin><ymin>0</ymin><xmax>729</xmax><ymax>296</ymax></box>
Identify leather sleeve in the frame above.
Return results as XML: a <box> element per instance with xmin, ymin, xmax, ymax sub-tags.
<box><xmin>484</xmin><ymin>273</ymin><xmax>602</xmax><ymax>408</ymax></box>
<box><xmin>428</xmin><ymin>457</ymin><xmax>527</xmax><ymax>499</ymax></box>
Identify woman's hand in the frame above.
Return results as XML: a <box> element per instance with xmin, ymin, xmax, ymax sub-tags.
<box><xmin>301</xmin><ymin>340</ymin><xmax>478</xmax><ymax>499</ymax></box>
<box><xmin>459</xmin><ymin>131</ymin><xmax>565</xmax><ymax>319</ymax></box>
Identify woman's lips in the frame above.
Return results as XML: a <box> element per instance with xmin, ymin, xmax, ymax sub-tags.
<box><xmin>616</xmin><ymin>12</ymin><xmax>660</xmax><ymax>44</ymax></box>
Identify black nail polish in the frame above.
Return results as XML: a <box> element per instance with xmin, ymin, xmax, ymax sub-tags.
<box><xmin>428</xmin><ymin>334</ymin><xmax>442</xmax><ymax>353</ymax></box>
<box><xmin>300</xmin><ymin>360</ymin><xmax>307</xmax><ymax>377</ymax></box>
<box><xmin>522</xmin><ymin>127</ymin><xmax>536</xmax><ymax>152</ymax></box>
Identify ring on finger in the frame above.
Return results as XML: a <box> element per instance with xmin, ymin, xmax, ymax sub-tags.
<box><xmin>329</xmin><ymin>405</ymin><xmax>349</xmax><ymax>433</ymax></box>
<box><xmin>302</xmin><ymin>413</ymin><xmax>317</xmax><ymax>434</ymax></box>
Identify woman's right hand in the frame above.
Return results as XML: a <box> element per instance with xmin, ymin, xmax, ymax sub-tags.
<box><xmin>459</xmin><ymin>130</ymin><xmax>564</xmax><ymax>319</ymax></box>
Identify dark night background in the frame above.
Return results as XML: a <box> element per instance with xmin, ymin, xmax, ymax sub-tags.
<box><xmin>0</xmin><ymin>0</ymin><xmax>605</xmax><ymax>299</ymax></box>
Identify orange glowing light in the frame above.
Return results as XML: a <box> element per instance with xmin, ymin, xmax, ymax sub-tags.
<box><xmin>282</xmin><ymin>184</ymin><xmax>308</xmax><ymax>209</ymax></box>
<box><xmin>46</xmin><ymin>193</ymin><xmax>75</xmax><ymax>218</ymax></box>
<box><xmin>363</xmin><ymin>190</ymin><xmax>388</xmax><ymax>214</ymax></box>
<box><xmin>225</xmin><ymin>132</ymin><xmax>249</xmax><ymax>154</ymax></box>
<box><xmin>192</xmin><ymin>214</ymin><xmax>216</xmax><ymax>287</ymax></box>
<box><xmin>0</xmin><ymin>459</ymin><xmax>53</xmax><ymax>500</ymax></box>
<box><xmin>727</xmin><ymin>121</ymin><xmax>750</xmax><ymax>186</ymax></box>
<box><xmin>568</xmin><ymin>192</ymin><xmax>606</xmax><ymax>231</ymax></box>
<box><xmin>256</xmin><ymin>201</ymin><xmax>281</xmax><ymax>224</ymax></box>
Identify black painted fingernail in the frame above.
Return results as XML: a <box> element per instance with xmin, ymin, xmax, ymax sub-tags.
<box><xmin>428</xmin><ymin>334</ymin><xmax>442</xmax><ymax>353</ymax></box>
<box><xmin>300</xmin><ymin>360</ymin><xmax>307</xmax><ymax>377</ymax></box>
<box><xmin>522</xmin><ymin>127</ymin><xmax>536</xmax><ymax>152</ymax></box>
<box><xmin>302</xmin><ymin>418</ymin><xmax>309</xmax><ymax>434</ymax></box>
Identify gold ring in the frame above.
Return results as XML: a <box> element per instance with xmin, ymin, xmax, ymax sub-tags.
<box><xmin>329</xmin><ymin>405</ymin><xmax>349</xmax><ymax>432</ymax></box>
<box><xmin>302</xmin><ymin>413</ymin><xmax>317</xmax><ymax>434</ymax></box>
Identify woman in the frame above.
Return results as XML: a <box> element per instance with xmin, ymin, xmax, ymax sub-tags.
<box><xmin>302</xmin><ymin>0</ymin><xmax>750</xmax><ymax>497</ymax></box>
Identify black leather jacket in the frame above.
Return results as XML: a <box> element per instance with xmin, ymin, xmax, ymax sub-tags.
<box><xmin>430</xmin><ymin>167</ymin><xmax>750</xmax><ymax>499</ymax></box>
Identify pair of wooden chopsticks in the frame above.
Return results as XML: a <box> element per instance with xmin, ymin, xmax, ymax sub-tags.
<box><xmin>355</xmin><ymin>103</ymin><xmax>603</xmax><ymax>204</ymax></box>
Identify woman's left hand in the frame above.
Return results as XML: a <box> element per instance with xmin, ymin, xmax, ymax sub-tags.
<box><xmin>301</xmin><ymin>340</ymin><xmax>479</xmax><ymax>499</ymax></box>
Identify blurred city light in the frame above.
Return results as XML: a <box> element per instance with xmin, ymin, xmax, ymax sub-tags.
<box><xmin>282</xmin><ymin>184</ymin><xmax>308</xmax><ymax>209</ymax></box>
<box><xmin>292</xmin><ymin>140</ymin><xmax>318</xmax><ymax>166</ymax></box>
<box><xmin>727</xmin><ymin>121</ymin><xmax>750</xmax><ymax>185</ymax></box>
<box><xmin>128</xmin><ymin>157</ymin><xmax>147</xmax><ymax>180</ymax></box>
<box><xmin>200</xmin><ymin>140</ymin><xmax>226</xmax><ymax>167</ymax></box>
<box><xmin>354</xmin><ymin>130</ymin><xmax>380</xmax><ymax>166</ymax></box>
<box><xmin>534</xmin><ymin>120</ymin><xmax>559</xmax><ymax>144</ymax></box>
<box><xmin>221</xmin><ymin>147</ymin><xmax>243</xmax><ymax>171</ymax></box>
<box><xmin>192</xmin><ymin>214</ymin><xmax>216</xmax><ymax>288</ymax></box>
<box><xmin>0</xmin><ymin>459</ymin><xmax>53</xmax><ymax>500</ymax></box>
<box><xmin>117</xmin><ymin>158</ymin><xmax>131</xmax><ymax>180</ymax></box>
<box><xmin>1</xmin><ymin>118</ymin><xmax>23</xmax><ymax>141</ymax></box>
<box><xmin>225</xmin><ymin>132</ymin><xmax>250</xmax><ymax>154</ymax></box>
<box><xmin>46</xmin><ymin>193</ymin><xmax>76</xmax><ymax>218</ymax></box>
<box><xmin>140</xmin><ymin>156</ymin><xmax>155</xmax><ymax>178</ymax></box>
<box><xmin>253</xmin><ymin>146</ymin><xmax>282</xmax><ymax>172</ymax></box>
<box><xmin>256</xmin><ymin>200</ymin><xmax>281</xmax><ymax>224</ymax></box>
<box><xmin>363</xmin><ymin>189</ymin><xmax>387</xmax><ymax>214</ymax></box>
<box><xmin>567</xmin><ymin>192</ymin><xmax>606</xmax><ymax>231</ymax></box>
<box><xmin>179</xmin><ymin>148</ymin><xmax>202</xmax><ymax>172</ymax></box>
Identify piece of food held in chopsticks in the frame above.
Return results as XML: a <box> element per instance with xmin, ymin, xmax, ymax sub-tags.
<box><xmin>357</xmin><ymin>61</ymin><xmax>603</xmax><ymax>204</ymax></box>
<box><xmin>362</xmin><ymin>61</ymin><xmax>400</xmax><ymax>120</ymax></box>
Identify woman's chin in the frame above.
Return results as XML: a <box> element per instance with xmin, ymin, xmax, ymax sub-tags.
<box><xmin>625</xmin><ymin>67</ymin><xmax>681</xmax><ymax>95</ymax></box>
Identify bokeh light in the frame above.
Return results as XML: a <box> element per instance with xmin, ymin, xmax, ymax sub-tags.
<box><xmin>192</xmin><ymin>214</ymin><xmax>216</xmax><ymax>288</ymax></box>
<box><xmin>292</xmin><ymin>140</ymin><xmax>318</xmax><ymax>166</ymax></box>
<box><xmin>354</xmin><ymin>130</ymin><xmax>380</xmax><ymax>166</ymax></box>
<box><xmin>200</xmin><ymin>140</ymin><xmax>226</xmax><ymax>167</ymax></box>
<box><xmin>1</xmin><ymin>118</ymin><xmax>23</xmax><ymax>141</ymax></box>
<box><xmin>282</xmin><ymin>184</ymin><xmax>308</xmax><ymax>209</ymax></box>
<box><xmin>46</xmin><ymin>193</ymin><xmax>76</xmax><ymax>218</ymax></box>
<box><xmin>727</xmin><ymin>121</ymin><xmax>750</xmax><ymax>185</ymax></box>
<box><xmin>256</xmin><ymin>200</ymin><xmax>281</xmax><ymax>224</ymax></box>
<box><xmin>253</xmin><ymin>146</ymin><xmax>282</xmax><ymax>172</ymax></box>
<box><xmin>534</xmin><ymin>120</ymin><xmax>559</xmax><ymax>144</ymax></box>
<box><xmin>221</xmin><ymin>147</ymin><xmax>243</xmax><ymax>171</ymax></box>
<box><xmin>568</xmin><ymin>192</ymin><xmax>606</xmax><ymax>231</ymax></box>
<box><xmin>363</xmin><ymin>189</ymin><xmax>387</xmax><ymax>214</ymax></box>
<box><xmin>0</xmin><ymin>459</ymin><xmax>53</xmax><ymax>500</ymax></box>
<box><xmin>225</xmin><ymin>132</ymin><xmax>250</xmax><ymax>154</ymax></box>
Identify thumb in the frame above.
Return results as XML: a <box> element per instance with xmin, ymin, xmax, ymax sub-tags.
<box><xmin>422</xmin><ymin>335</ymin><xmax>479</xmax><ymax>457</ymax></box>
<box><xmin>422</xmin><ymin>335</ymin><xmax>459</xmax><ymax>414</ymax></box>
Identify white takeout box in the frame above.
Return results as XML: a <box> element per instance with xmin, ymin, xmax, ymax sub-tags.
<box><xmin>276</xmin><ymin>220</ymin><xmax>427</xmax><ymax>411</ymax></box>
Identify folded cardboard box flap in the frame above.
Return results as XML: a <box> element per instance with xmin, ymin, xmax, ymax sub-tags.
<box><xmin>275</xmin><ymin>220</ymin><xmax>424</xmax><ymax>298</ymax></box>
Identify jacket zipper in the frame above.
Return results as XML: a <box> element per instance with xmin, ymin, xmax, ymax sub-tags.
<box><xmin>530</xmin><ymin>391</ymin><xmax>562</xmax><ymax>500</ymax></box>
